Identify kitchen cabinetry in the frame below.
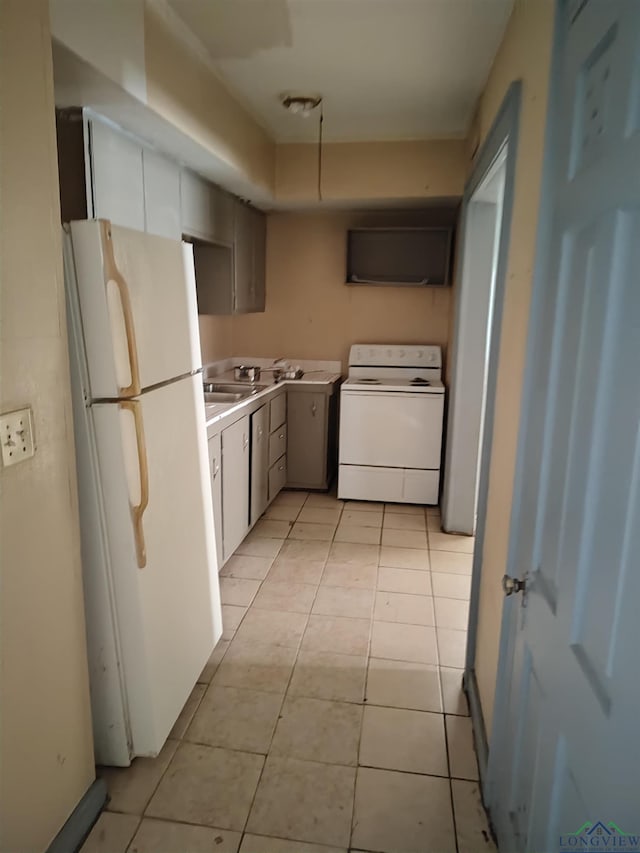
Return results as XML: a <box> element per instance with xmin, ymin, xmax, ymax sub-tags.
<box><xmin>268</xmin><ymin>392</ymin><xmax>287</xmax><ymax>501</ymax></box>
<box><xmin>56</xmin><ymin>111</ymin><xmax>266</xmax><ymax>312</ymax></box>
<box><xmin>221</xmin><ymin>415</ymin><xmax>250</xmax><ymax>561</ymax></box>
<box><xmin>250</xmin><ymin>405</ymin><xmax>269</xmax><ymax>525</ymax></box>
<box><xmin>234</xmin><ymin>202</ymin><xmax>266</xmax><ymax>314</ymax></box>
<box><xmin>207</xmin><ymin>433</ymin><xmax>223</xmax><ymax>570</ymax></box>
<box><xmin>143</xmin><ymin>149</ymin><xmax>181</xmax><ymax>239</ymax></box>
<box><xmin>56</xmin><ymin>110</ymin><xmax>181</xmax><ymax>239</ymax></box>
<box><xmin>287</xmin><ymin>384</ymin><xmax>339</xmax><ymax>490</ymax></box>
<box><xmin>88</xmin><ymin>117</ymin><xmax>145</xmax><ymax>232</ymax></box>
<box><xmin>180</xmin><ymin>170</ymin><xmax>235</xmax><ymax>246</ymax></box>
<box><xmin>192</xmin><ymin>198</ymin><xmax>266</xmax><ymax>315</ymax></box>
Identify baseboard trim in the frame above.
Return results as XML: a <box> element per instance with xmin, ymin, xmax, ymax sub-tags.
<box><xmin>46</xmin><ymin>778</ymin><xmax>107</xmax><ymax>853</ymax></box>
<box><xmin>464</xmin><ymin>666</ymin><xmax>489</xmax><ymax>785</ymax></box>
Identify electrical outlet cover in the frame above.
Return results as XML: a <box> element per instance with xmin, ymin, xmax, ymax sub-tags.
<box><xmin>1</xmin><ymin>407</ymin><xmax>35</xmax><ymax>467</ymax></box>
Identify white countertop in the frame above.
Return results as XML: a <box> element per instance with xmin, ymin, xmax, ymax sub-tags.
<box><xmin>203</xmin><ymin>369</ymin><xmax>342</xmax><ymax>431</ymax></box>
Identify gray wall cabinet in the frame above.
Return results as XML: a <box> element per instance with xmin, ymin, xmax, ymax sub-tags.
<box><xmin>234</xmin><ymin>203</ymin><xmax>266</xmax><ymax>314</ymax></box>
<box><xmin>180</xmin><ymin>169</ymin><xmax>235</xmax><ymax>247</ymax></box>
<box><xmin>286</xmin><ymin>384</ymin><xmax>339</xmax><ymax>490</ymax></box>
<box><xmin>190</xmin><ymin>196</ymin><xmax>266</xmax><ymax>316</ymax></box>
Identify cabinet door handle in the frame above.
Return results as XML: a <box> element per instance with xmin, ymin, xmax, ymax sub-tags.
<box><xmin>242</xmin><ymin>434</ymin><xmax>249</xmax><ymax>450</ymax></box>
<box><xmin>258</xmin><ymin>427</ymin><xmax>263</xmax><ymax>439</ymax></box>
<box><xmin>278</xmin><ymin>432</ymin><xmax>284</xmax><ymax>439</ymax></box>
<box><xmin>212</xmin><ymin>457</ymin><xmax>220</xmax><ymax>478</ymax></box>
<box><xmin>278</xmin><ymin>465</ymin><xmax>285</xmax><ymax>471</ymax></box>
<box><xmin>311</xmin><ymin>402</ymin><xmax>317</xmax><ymax>416</ymax></box>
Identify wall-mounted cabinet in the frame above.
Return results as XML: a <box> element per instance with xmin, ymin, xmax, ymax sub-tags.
<box><xmin>143</xmin><ymin>149</ymin><xmax>181</xmax><ymax>240</ymax></box>
<box><xmin>187</xmin><ymin>180</ymin><xmax>266</xmax><ymax>316</ymax></box>
<box><xmin>180</xmin><ymin>170</ymin><xmax>235</xmax><ymax>247</ymax></box>
<box><xmin>347</xmin><ymin>227</ymin><xmax>453</xmax><ymax>287</ymax></box>
<box><xmin>56</xmin><ymin>110</ymin><xmax>266</xmax><ymax>315</ymax></box>
<box><xmin>56</xmin><ymin>109</ymin><xmax>182</xmax><ymax>240</ymax></box>
<box><xmin>234</xmin><ymin>202</ymin><xmax>266</xmax><ymax>314</ymax></box>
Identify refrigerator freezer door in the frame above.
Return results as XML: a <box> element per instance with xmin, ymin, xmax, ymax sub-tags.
<box><xmin>92</xmin><ymin>373</ymin><xmax>221</xmax><ymax>762</ymax></box>
<box><xmin>69</xmin><ymin>220</ymin><xmax>201</xmax><ymax>398</ymax></box>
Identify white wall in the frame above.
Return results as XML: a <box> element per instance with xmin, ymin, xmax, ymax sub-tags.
<box><xmin>49</xmin><ymin>0</ymin><xmax>147</xmax><ymax>102</ymax></box>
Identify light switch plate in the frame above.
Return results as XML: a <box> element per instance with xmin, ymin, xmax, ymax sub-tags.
<box><xmin>1</xmin><ymin>407</ymin><xmax>35</xmax><ymax>467</ymax></box>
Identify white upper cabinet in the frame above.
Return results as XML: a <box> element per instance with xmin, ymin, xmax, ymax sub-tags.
<box><xmin>142</xmin><ymin>150</ymin><xmax>181</xmax><ymax>240</ymax></box>
<box><xmin>87</xmin><ymin>118</ymin><xmax>181</xmax><ymax>240</ymax></box>
<box><xmin>58</xmin><ymin>112</ymin><xmax>266</xmax><ymax>313</ymax></box>
<box><xmin>180</xmin><ymin>169</ymin><xmax>213</xmax><ymax>240</ymax></box>
<box><xmin>89</xmin><ymin>118</ymin><xmax>145</xmax><ymax>231</ymax></box>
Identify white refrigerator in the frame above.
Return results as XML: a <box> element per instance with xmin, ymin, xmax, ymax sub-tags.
<box><xmin>64</xmin><ymin>219</ymin><xmax>222</xmax><ymax>767</ymax></box>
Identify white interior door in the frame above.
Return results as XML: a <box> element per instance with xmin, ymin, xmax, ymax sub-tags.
<box><xmin>490</xmin><ymin>2</ymin><xmax>640</xmax><ymax>847</ymax></box>
<box><xmin>92</xmin><ymin>373</ymin><xmax>221</xmax><ymax>761</ymax></box>
<box><xmin>70</xmin><ymin>220</ymin><xmax>200</xmax><ymax>398</ymax></box>
<box><xmin>339</xmin><ymin>392</ymin><xmax>444</xmax><ymax>469</ymax></box>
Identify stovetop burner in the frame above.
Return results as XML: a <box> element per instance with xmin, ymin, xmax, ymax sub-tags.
<box><xmin>357</xmin><ymin>378</ymin><xmax>381</xmax><ymax>384</ymax></box>
<box><xmin>410</xmin><ymin>377</ymin><xmax>431</xmax><ymax>386</ymax></box>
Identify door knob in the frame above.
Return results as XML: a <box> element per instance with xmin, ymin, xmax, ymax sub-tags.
<box><xmin>502</xmin><ymin>574</ymin><xmax>527</xmax><ymax>596</ymax></box>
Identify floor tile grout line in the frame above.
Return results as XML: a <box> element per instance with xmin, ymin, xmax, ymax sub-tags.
<box><xmin>139</xmin><ymin>497</ymin><xmax>470</xmax><ymax>849</ymax></box>
<box><xmin>240</xmin><ymin>499</ymin><xmax>340</xmax><ymax>838</ymax></box>
<box><xmin>121</xmin><ymin>814</ymin><xmax>143</xmax><ymax>853</ymax></box>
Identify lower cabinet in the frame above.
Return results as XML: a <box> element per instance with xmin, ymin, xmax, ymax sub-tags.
<box><xmin>221</xmin><ymin>414</ymin><xmax>250</xmax><ymax>561</ymax></box>
<box><xmin>207</xmin><ymin>432</ymin><xmax>223</xmax><ymax>570</ymax></box>
<box><xmin>250</xmin><ymin>405</ymin><xmax>269</xmax><ymax>525</ymax></box>
<box><xmin>287</xmin><ymin>385</ymin><xmax>339</xmax><ymax>489</ymax></box>
<box><xmin>267</xmin><ymin>393</ymin><xmax>287</xmax><ymax>503</ymax></box>
<box><xmin>208</xmin><ymin>391</ymin><xmax>290</xmax><ymax>567</ymax></box>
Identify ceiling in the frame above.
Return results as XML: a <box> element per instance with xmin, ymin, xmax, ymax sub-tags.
<box><xmin>167</xmin><ymin>0</ymin><xmax>514</xmax><ymax>143</ymax></box>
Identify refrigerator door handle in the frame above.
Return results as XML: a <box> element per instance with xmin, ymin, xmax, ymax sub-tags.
<box><xmin>119</xmin><ymin>400</ymin><xmax>149</xmax><ymax>568</ymax></box>
<box><xmin>101</xmin><ymin>220</ymin><xmax>142</xmax><ymax>397</ymax></box>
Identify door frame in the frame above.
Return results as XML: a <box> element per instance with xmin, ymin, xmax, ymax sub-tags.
<box><xmin>483</xmin><ymin>0</ymin><xmax>563</xmax><ymax>815</ymax></box>
<box><xmin>442</xmin><ymin>163</ymin><xmax>505</xmax><ymax>537</ymax></box>
<box><xmin>457</xmin><ymin>81</ymin><xmax>522</xmax><ymax>780</ymax></box>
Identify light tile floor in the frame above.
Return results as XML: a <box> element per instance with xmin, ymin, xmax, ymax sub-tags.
<box><xmin>82</xmin><ymin>493</ymin><xmax>496</xmax><ymax>853</ymax></box>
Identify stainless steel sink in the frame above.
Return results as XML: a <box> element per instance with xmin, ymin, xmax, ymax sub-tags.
<box><xmin>204</xmin><ymin>391</ymin><xmax>247</xmax><ymax>403</ymax></box>
<box><xmin>203</xmin><ymin>383</ymin><xmax>268</xmax><ymax>404</ymax></box>
<box><xmin>206</xmin><ymin>382</ymin><xmax>268</xmax><ymax>394</ymax></box>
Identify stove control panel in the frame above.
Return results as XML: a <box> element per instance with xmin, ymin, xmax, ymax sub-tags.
<box><xmin>349</xmin><ymin>344</ymin><xmax>441</xmax><ymax>368</ymax></box>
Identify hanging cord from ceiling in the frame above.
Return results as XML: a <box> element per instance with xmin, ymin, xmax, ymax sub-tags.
<box><xmin>318</xmin><ymin>100</ymin><xmax>324</xmax><ymax>202</ymax></box>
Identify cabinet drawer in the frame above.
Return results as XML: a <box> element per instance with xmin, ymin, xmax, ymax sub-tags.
<box><xmin>269</xmin><ymin>455</ymin><xmax>287</xmax><ymax>500</ymax></box>
<box><xmin>269</xmin><ymin>393</ymin><xmax>286</xmax><ymax>432</ymax></box>
<box><xmin>269</xmin><ymin>423</ymin><xmax>287</xmax><ymax>466</ymax></box>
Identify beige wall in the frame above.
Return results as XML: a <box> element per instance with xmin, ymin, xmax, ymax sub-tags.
<box><xmin>230</xmin><ymin>211</ymin><xmax>454</xmax><ymax>369</ymax></box>
<box><xmin>471</xmin><ymin>0</ymin><xmax>555</xmax><ymax>737</ymax></box>
<box><xmin>0</xmin><ymin>2</ymin><xmax>95</xmax><ymax>850</ymax></box>
<box><xmin>198</xmin><ymin>315</ymin><xmax>234</xmax><ymax>364</ymax></box>
<box><xmin>276</xmin><ymin>139</ymin><xmax>467</xmax><ymax>204</ymax></box>
<box><xmin>144</xmin><ymin>3</ymin><xmax>275</xmax><ymax>196</ymax></box>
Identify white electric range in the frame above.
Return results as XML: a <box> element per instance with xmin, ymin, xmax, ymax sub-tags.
<box><xmin>338</xmin><ymin>344</ymin><xmax>445</xmax><ymax>505</ymax></box>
